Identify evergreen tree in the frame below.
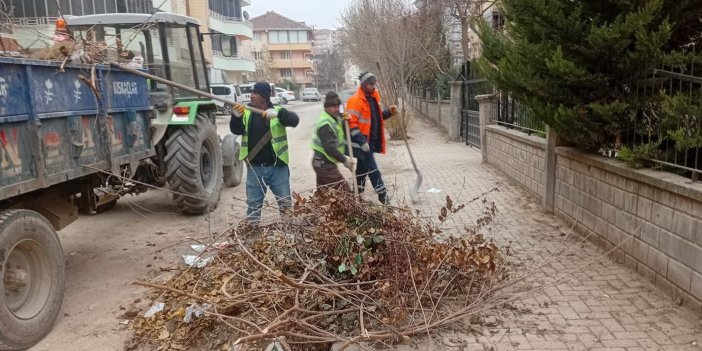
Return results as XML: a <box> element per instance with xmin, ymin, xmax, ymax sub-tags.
<box><xmin>477</xmin><ymin>0</ymin><xmax>702</xmax><ymax>150</ymax></box>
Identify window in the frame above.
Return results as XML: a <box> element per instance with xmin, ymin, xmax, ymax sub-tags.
<box><xmin>253</xmin><ymin>51</ymin><xmax>263</xmax><ymax>60</ymax></box>
<box><xmin>296</xmin><ymin>31</ymin><xmax>308</xmax><ymax>43</ymax></box>
<box><xmin>106</xmin><ymin>0</ymin><xmax>116</xmax><ymax>13</ymax></box>
<box><xmin>240</xmin><ymin>85</ymin><xmax>254</xmax><ymax>94</ymax></box>
<box><xmin>280</xmin><ymin>68</ymin><xmax>293</xmax><ymax>78</ymax></box>
<box><xmin>211</xmin><ymin>33</ymin><xmax>237</xmax><ymax>57</ymax></box>
<box><xmin>269</xmin><ymin>31</ymin><xmax>288</xmax><ymax>44</ymax></box>
<box><xmin>254</xmin><ymin>32</ymin><xmax>261</xmax><ymax>41</ymax></box>
<box><xmin>211</xmin><ymin>86</ymin><xmax>231</xmax><ymax>95</ymax></box>
<box><xmin>209</xmin><ymin>0</ymin><xmax>242</xmax><ymax>18</ymax></box>
<box><xmin>281</xmin><ymin>51</ymin><xmax>292</xmax><ymax>60</ymax></box>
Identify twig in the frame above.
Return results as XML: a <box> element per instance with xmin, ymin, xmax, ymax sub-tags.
<box><xmin>132</xmin><ymin>280</ymin><xmax>212</xmax><ymax>304</ymax></box>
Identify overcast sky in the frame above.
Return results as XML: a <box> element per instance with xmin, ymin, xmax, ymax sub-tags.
<box><xmin>246</xmin><ymin>0</ymin><xmax>350</xmax><ymax>30</ymax></box>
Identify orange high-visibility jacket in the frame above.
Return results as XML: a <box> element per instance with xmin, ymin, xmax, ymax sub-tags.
<box><xmin>346</xmin><ymin>86</ymin><xmax>386</xmax><ymax>154</ymax></box>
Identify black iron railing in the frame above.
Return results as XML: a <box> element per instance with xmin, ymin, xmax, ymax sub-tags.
<box><xmin>492</xmin><ymin>92</ymin><xmax>545</xmax><ymax>136</ymax></box>
<box><xmin>624</xmin><ymin>67</ymin><xmax>702</xmax><ymax>179</ymax></box>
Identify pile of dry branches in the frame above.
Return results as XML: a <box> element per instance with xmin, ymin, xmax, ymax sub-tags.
<box><xmin>124</xmin><ymin>191</ymin><xmax>512</xmax><ymax>351</ymax></box>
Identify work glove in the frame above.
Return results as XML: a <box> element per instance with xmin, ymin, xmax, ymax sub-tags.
<box><xmin>361</xmin><ymin>143</ymin><xmax>371</xmax><ymax>153</ymax></box>
<box><xmin>389</xmin><ymin>105</ymin><xmax>398</xmax><ymax>116</ymax></box>
<box><xmin>262</xmin><ymin>108</ymin><xmax>278</xmax><ymax>120</ymax></box>
<box><xmin>232</xmin><ymin>103</ymin><xmax>245</xmax><ymax>118</ymax></box>
<box><xmin>341</xmin><ymin>112</ymin><xmax>351</xmax><ymax>121</ymax></box>
<box><xmin>343</xmin><ymin>156</ymin><xmax>357</xmax><ymax>170</ymax></box>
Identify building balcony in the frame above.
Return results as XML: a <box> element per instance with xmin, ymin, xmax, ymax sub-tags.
<box><xmin>267</xmin><ymin>43</ymin><xmax>312</xmax><ymax>51</ymax></box>
<box><xmin>272</xmin><ymin>60</ymin><xmax>313</xmax><ymax>69</ymax></box>
<box><xmin>212</xmin><ymin>51</ymin><xmax>256</xmax><ymax>72</ymax></box>
<box><xmin>209</xmin><ymin>10</ymin><xmax>253</xmax><ymax>39</ymax></box>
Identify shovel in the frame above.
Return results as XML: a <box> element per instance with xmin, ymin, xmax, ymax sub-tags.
<box><xmin>339</xmin><ymin>104</ymin><xmax>359</xmax><ymax>197</ymax></box>
<box><xmin>374</xmin><ymin>62</ymin><xmax>423</xmax><ymax>204</ymax></box>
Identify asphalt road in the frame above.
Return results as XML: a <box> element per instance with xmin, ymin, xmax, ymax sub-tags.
<box><xmin>29</xmin><ymin>100</ymin><xmax>324</xmax><ymax>351</ymax></box>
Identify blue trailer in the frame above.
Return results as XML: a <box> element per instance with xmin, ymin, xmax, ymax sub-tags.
<box><xmin>0</xmin><ymin>12</ymin><xmax>243</xmax><ymax>350</ymax></box>
<box><xmin>0</xmin><ymin>58</ymin><xmax>154</xmax><ymax>199</ymax></box>
<box><xmin>0</xmin><ymin>57</ymin><xmax>153</xmax><ymax>351</ymax></box>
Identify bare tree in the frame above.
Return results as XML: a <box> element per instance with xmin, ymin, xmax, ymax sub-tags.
<box><xmin>313</xmin><ymin>46</ymin><xmax>345</xmax><ymax>90</ymax></box>
<box><xmin>252</xmin><ymin>45</ymin><xmax>279</xmax><ymax>83</ymax></box>
<box><xmin>340</xmin><ymin>0</ymin><xmax>446</xmax><ymax>138</ymax></box>
<box><xmin>439</xmin><ymin>0</ymin><xmax>496</xmax><ymax>61</ymax></box>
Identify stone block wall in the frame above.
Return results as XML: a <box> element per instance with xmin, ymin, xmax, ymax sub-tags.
<box><xmin>414</xmin><ymin>99</ymin><xmax>452</xmax><ymax>130</ymax></box>
<box><xmin>485</xmin><ymin>126</ymin><xmax>545</xmax><ymax>200</ymax></box>
<box><xmin>475</xmin><ymin>96</ymin><xmax>702</xmax><ymax>311</ymax></box>
<box><xmin>554</xmin><ymin>148</ymin><xmax>702</xmax><ymax>310</ymax></box>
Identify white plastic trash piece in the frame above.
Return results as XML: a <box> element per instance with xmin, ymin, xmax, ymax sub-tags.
<box><xmin>427</xmin><ymin>188</ymin><xmax>443</xmax><ymax>193</ymax></box>
<box><xmin>183</xmin><ymin>303</ymin><xmax>211</xmax><ymax>323</ymax></box>
<box><xmin>190</xmin><ymin>242</ymin><xmax>230</xmax><ymax>253</ymax></box>
<box><xmin>190</xmin><ymin>244</ymin><xmax>207</xmax><ymax>253</ymax></box>
<box><xmin>144</xmin><ymin>302</ymin><xmax>164</xmax><ymax>318</ymax></box>
<box><xmin>182</xmin><ymin>255</ymin><xmax>213</xmax><ymax>268</ymax></box>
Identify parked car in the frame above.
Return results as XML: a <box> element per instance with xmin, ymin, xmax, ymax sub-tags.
<box><xmin>210</xmin><ymin>84</ymin><xmax>240</xmax><ymax>115</ymax></box>
<box><xmin>275</xmin><ymin>87</ymin><xmax>296</xmax><ymax>104</ymax></box>
<box><xmin>302</xmin><ymin>87</ymin><xmax>322</xmax><ymax>102</ymax></box>
<box><xmin>239</xmin><ymin>83</ymin><xmax>254</xmax><ymax>103</ymax></box>
<box><xmin>239</xmin><ymin>82</ymin><xmax>281</xmax><ymax>105</ymax></box>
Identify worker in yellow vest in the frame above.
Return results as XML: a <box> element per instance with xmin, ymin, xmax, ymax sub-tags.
<box><xmin>230</xmin><ymin>82</ymin><xmax>299</xmax><ymax>225</ymax></box>
<box><xmin>311</xmin><ymin>92</ymin><xmax>356</xmax><ymax>192</ymax></box>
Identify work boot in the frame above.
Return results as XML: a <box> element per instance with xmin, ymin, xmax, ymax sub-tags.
<box><xmin>378</xmin><ymin>192</ymin><xmax>389</xmax><ymax>205</ymax></box>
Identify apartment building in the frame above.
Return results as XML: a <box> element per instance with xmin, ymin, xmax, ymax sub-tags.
<box><xmin>8</xmin><ymin>0</ymin><xmax>256</xmax><ymax>84</ymax></box>
<box><xmin>245</xmin><ymin>11</ymin><xmax>314</xmax><ymax>86</ymax></box>
<box><xmin>8</xmin><ymin>0</ymin><xmax>152</xmax><ymax>49</ymax></box>
<box><xmin>414</xmin><ymin>0</ymin><xmax>502</xmax><ymax>63</ymax></box>
<box><xmin>189</xmin><ymin>0</ymin><xmax>256</xmax><ymax>84</ymax></box>
<box><xmin>312</xmin><ymin>29</ymin><xmax>337</xmax><ymax>55</ymax></box>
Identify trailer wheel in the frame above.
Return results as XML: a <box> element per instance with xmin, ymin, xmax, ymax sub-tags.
<box><xmin>222</xmin><ymin>104</ymin><xmax>233</xmax><ymax>116</ymax></box>
<box><xmin>165</xmin><ymin>114</ymin><xmax>223</xmax><ymax>214</ymax></box>
<box><xmin>221</xmin><ymin>134</ymin><xmax>244</xmax><ymax>188</ymax></box>
<box><xmin>0</xmin><ymin>210</ymin><xmax>64</xmax><ymax>351</ymax></box>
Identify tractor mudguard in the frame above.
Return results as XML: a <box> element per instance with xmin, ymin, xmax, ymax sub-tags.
<box><xmin>153</xmin><ymin>100</ymin><xmax>217</xmax><ymax>125</ymax></box>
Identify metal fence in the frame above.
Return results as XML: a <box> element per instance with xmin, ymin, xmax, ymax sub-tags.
<box><xmin>461</xmin><ymin>78</ymin><xmax>491</xmax><ymax>148</ymax></box>
<box><xmin>492</xmin><ymin>93</ymin><xmax>545</xmax><ymax>136</ymax></box>
<box><xmin>625</xmin><ymin>67</ymin><xmax>702</xmax><ymax>180</ymax></box>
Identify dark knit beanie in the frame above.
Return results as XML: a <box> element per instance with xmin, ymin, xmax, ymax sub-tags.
<box><xmin>252</xmin><ymin>81</ymin><xmax>271</xmax><ymax>101</ymax></box>
<box><xmin>359</xmin><ymin>71</ymin><xmax>377</xmax><ymax>86</ymax></box>
<box><xmin>324</xmin><ymin>91</ymin><xmax>342</xmax><ymax>107</ymax></box>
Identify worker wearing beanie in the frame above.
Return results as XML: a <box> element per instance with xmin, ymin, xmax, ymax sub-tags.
<box><xmin>311</xmin><ymin>92</ymin><xmax>357</xmax><ymax>192</ymax></box>
<box><xmin>345</xmin><ymin>72</ymin><xmax>398</xmax><ymax>204</ymax></box>
<box><xmin>230</xmin><ymin>81</ymin><xmax>300</xmax><ymax>225</ymax></box>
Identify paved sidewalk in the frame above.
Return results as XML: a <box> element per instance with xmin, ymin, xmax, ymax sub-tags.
<box><xmin>374</xmin><ymin>113</ymin><xmax>702</xmax><ymax>351</ymax></box>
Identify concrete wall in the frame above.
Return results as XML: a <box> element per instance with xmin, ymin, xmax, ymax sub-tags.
<box><xmin>485</xmin><ymin>125</ymin><xmax>702</xmax><ymax>311</ymax></box>
<box><xmin>421</xmin><ymin>100</ymin><xmax>452</xmax><ymax>131</ymax></box>
<box><xmin>555</xmin><ymin>148</ymin><xmax>702</xmax><ymax>310</ymax></box>
<box><xmin>486</xmin><ymin>126</ymin><xmax>545</xmax><ymax>200</ymax></box>
<box><xmin>409</xmin><ymin>85</ymin><xmax>462</xmax><ymax>140</ymax></box>
<box><xmin>477</xmin><ymin>99</ymin><xmax>702</xmax><ymax>311</ymax></box>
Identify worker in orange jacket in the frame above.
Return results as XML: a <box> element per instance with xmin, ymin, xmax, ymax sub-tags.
<box><xmin>346</xmin><ymin>72</ymin><xmax>397</xmax><ymax>204</ymax></box>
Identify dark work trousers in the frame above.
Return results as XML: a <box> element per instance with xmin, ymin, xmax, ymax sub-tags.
<box><xmin>312</xmin><ymin>157</ymin><xmax>351</xmax><ymax>193</ymax></box>
<box><xmin>353</xmin><ymin>147</ymin><xmax>386</xmax><ymax>196</ymax></box>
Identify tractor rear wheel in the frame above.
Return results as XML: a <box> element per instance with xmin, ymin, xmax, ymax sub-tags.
<box><xmin>165</xmin><ymin>114</ymin><xmax>223</xmax><ymax>214</ymax></box>
<box><xmin>0</xmin><ymin>210</ymin><xmax>64</xmax><ymax>351</ymax></box>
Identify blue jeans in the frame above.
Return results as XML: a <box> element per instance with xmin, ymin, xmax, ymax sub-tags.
<box><xmin>353</xmin><ymin>148</ymin><xmax>386</xmax><ymax>195</ymax></box>
<box><xmin>245</xmin><ymin>163</ymin><xmax>292</xmax><ymax>223</ymax></box>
